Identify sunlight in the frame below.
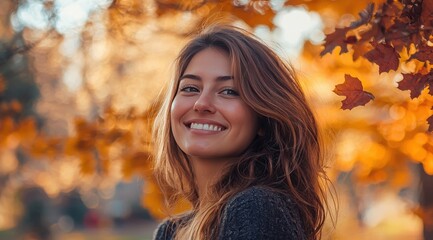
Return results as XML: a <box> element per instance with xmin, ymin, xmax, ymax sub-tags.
<box><xmin>12</xmin><ymin>0</ymin><xmax>112</xmax><ymax>34</ymax></box>
<box><xmin>255</xmin><ymin>6</ymin><xmax>324</xmax><ymax>58</ymax></box>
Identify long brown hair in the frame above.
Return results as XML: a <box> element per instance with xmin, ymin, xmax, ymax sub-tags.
<box><xmin>153</xmin><ymin>25</ymin><xmax>332</xmax><ymax>240</ymax></box>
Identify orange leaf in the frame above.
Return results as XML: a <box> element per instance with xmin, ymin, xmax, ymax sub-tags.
<box><xmin>79</xmin><ymin>152</ymin><xmax>95</xmax><ymax>175</ymax></box>
<box><xmin>0</xmin><ymin>117</ymin><xmax>15</xmax><ymax>133</ymax></box>
<box><xmin>122</xmin><ymin>151</ymin><xmax>152</xmax><ymax>178</ymax></box>
<box><xmin>155</xmin><ymin>0</ymin><xmax>206</xmax><ymax>16</ymax></box>
<box><xmin>96</xmin><ymin>140</ymin><xmax>110</xmax><ymax>174</ymax></box>
<box><xmin>218</xmin><ymin>0</ymin><xmax>275</xmax><ymax>28</ymax></box>
<box><xmin>17</xmin><ymin>118</ymin><xmax>37</xmax><ymax>145</ymax></box>
<box><xmin>9</xmin><ymin>100</ymin><xmax>22</xmax><ymax>113</ymax></box>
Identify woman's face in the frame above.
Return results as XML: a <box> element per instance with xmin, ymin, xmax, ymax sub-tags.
<box><xmin>170</xmin><ymin>47</ymin><xmax>259</xmax><ymax>162</ymax></box>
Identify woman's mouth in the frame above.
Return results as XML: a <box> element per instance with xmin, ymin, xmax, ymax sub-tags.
<box><xmin>186</xmin><ymin>122</ymin><xmax>226</xmax><ymax>132</ymax></box>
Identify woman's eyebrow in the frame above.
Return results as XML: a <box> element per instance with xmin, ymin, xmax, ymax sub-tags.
<box><xmin>180</xmin><ymin>74</ymin><xmax>234</xmax><ymax>81</ymax></box>
<box><xmin>180</xmin><ymin>74</ymin><xmax>201</xmax><ymax>81</ymax></box>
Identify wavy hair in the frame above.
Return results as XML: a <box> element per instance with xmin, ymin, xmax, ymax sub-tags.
<box><xmin>153</xmin><ymin>25</ymin><xmax>332</xmax><ymax>240</ymax></box>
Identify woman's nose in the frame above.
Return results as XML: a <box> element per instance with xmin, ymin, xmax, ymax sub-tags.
<box><xmin>193</xmin><ymin>93</ymin><xmax>216</xmax><ymax>113</ymax></box>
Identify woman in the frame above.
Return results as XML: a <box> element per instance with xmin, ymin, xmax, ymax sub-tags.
<box><xmin>152</xmin><ymin>25</ymin><xmax>332</xmax><ymax>240</ymax></box>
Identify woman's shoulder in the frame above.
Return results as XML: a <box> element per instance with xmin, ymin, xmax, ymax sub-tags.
<box><xmin>218</xmin><ymin>186</ymin><xmax>306</xmax><ymax>240</ymax></box>
<box><xmin>153</xmin><ymin>212</ymin><xmax>192</xmax><ymax>240</ymax></box>
<box><xmin>224</xmin><ymin>185</ymin><xmax>299</xmax><ymax>215</ymax></box>
<box><xmin>154</xmin><ymin>218</ymin><xmax>173</xmax><ymax>240</ymax></box>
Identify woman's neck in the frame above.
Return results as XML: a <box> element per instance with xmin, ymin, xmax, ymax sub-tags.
<box><xmin>190</xmin><ymin>157</ymin><xmax>228</xmax><ymax>201</ymax></box>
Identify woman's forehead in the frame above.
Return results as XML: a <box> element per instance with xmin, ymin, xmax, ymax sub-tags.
<box><xmin>182</xmin><ymin>48</ymin><xmax>232</xmax><ymax>77</ymax></box>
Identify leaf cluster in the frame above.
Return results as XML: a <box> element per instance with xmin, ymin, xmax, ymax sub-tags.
<box><xmin>322</xmin><ymin>0</ymin><xmax>433</xmax><ymax>131</ymax></box>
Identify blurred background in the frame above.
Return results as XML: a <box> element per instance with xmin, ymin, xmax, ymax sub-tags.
<box><xmin>0</xmin><ymin>0</ymin><xmax>432</xmax><ymax>239</ymax></box>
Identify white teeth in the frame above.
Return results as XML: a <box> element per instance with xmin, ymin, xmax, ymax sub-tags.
<box><xmin>190</xmin><ymin>123</ymin><xmax>223</xmax><ymax>131</ymax></box>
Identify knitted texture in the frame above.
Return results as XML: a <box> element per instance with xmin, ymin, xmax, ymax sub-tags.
<box><xmin>153</xmin><ymin>186</ymin><xmax>306</xmax><ymax>240</ymax></box>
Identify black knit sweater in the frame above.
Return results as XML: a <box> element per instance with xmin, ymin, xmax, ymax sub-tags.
<box><xmin>153</xmin><ymin>186</ymin><xmax>306</xmax><ymax>240</ymax></box>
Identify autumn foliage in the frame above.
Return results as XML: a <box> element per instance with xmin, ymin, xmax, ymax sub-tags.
<box><xmin>321</xmin><ymin>0</ymin><xmax>433</xmax><ymax>131</ymax></box>
<box><xmin>1</xmin><ymin>0</ymin><xmax>433</xmax><ymax>237</ymax></box>
<box><xmin>333</xmin><ymin>74</ymin><xmax>375</xmax><ymax>109</ymax></box>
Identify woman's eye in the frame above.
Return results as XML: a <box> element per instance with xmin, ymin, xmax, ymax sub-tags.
<box><xmin>220</xmin><ymin>89</ymin><xmax>239</xmax><ymax>96</ymax></box>
<box><xmin>180</xmin><ymin>86</ymin><xmax>199</xmax><ymax>92</ymax></box>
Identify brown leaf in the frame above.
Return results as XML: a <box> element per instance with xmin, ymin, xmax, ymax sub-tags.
<box><xmin>350</xmin><ymin>3</ymin><xmax>375</xmax><ymax>28</ymax></box>
<box><xmin>320</xmin><ymin>3</ymin><xmax>376</xmax><ymax>58</ymax></box>
<box><xmin>352</xmin><ymin>42</ymin><xmax>373</xmax><ymax>61</ymax></box>
<box><xmin>382</xmin><ymin>2</ymin><xmax>402</xmax><ymax>28</ymax></box>
<box><xmin>345</xmin><ymin>35</ymin><xmax>357</xmax><ymax>44</ymax></box>
<box><xmin>334</xmin><ymin>74</ymin><xmax>375</xmax><ymax>110</ymax></box>
<box><xmin>385</xmin><ymin>20</ymin><xmax>417</xmax><ymax>52</ymax></box>
<box><xmin>421</xmin><ymin>0</ymin><xmax>433</xmax><ymax>28</ymax></box>
<box><xmin>429</xmin><ymin>81</ymin><xmax>433</xmax><ymax>96</ymax></box>
<box><xmin>409</xmin><ymin>45</ymin><xmax>433</xmax><ymax>63</ymax></box>
<box><xmin>359</xmin><ymin>23</ymin><xmax>383</xmax><ymax>43</ymax></box>
<box><xmin>320</xmin><ymin>27</ymin><xmax>351</xmax><ymax>56</ymax></box>
<box><xmin>364</xmin><ymin>43</ymin><xmax>399</xmax><ymax>73</ymax></box>
<box><xmin>397</xmin><ymin>72</ymin><xmax>431</xmax><ymax>98</ymax></box>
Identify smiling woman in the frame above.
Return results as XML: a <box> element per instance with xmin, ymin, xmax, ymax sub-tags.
<box><xmin>152</xmin><ymin>25</ymin><xmax>333</xmax><ymax>240</ymax></box>
<box><xmin>171</xmin><ymin>48</ymin><xmax>259</xmax><ymax>166</ymax></box>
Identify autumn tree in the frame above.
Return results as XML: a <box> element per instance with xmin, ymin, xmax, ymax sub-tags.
<box><xmin>1</xmin><ymin>0</ymin><xmax>433</xmax><ymax>238</ymax></box>
<box><xmin>320</xmin><ymin>0</ymin><xmax>433</xmax><ymax>238</ymax></box>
